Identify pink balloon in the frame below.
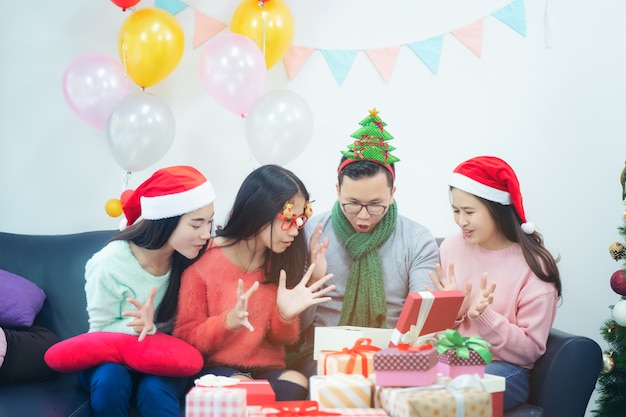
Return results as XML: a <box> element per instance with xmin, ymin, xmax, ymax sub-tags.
<box><xmin>62</xmin><ymin>52</ymin><xmax>131</xmax><ymax>130</ymax></box>
<box><xmin>200</xmin><ymin>33</ymin><xmax>267</xmax><ymax>116</ymax></box>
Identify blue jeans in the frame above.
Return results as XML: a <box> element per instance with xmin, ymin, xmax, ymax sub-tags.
<box><xmin>204</xmin><ymin>366</ymin><xmax>308</xmax><ymax>401</ymax></box>
<box><xmin>79</xmin><ymin>363</ymin><xmax>188</xmax><ymax>417</ymax></box>
<box><xmin>485</xmin><ymin>360</ymin><xmax>530</xmax><ymax>411</ymax></box>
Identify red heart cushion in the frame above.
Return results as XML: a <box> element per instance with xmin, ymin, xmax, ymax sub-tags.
<box><xmin>44</xmin><ymin>332</ymin><xmax>203</xmax><ymax>377</ymax></box>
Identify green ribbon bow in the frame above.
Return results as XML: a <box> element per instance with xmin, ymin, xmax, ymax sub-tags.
<box><xmin>435</xmin><ymin>329</ymin><xmax>493</xmax><ymax>364</ymax></box>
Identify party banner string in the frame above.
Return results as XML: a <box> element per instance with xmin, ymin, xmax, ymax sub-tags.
<box><xmin>154</xmin><ymin>0</ymin><xmax>527</xmax><ymax>85</ymax></box>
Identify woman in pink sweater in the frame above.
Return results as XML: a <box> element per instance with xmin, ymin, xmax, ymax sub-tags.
<box><xmin>174</xmin><ymin>165</ymin><xmax>334</xmax><ymax>400</ymax></box>
<box><xmin>429</xmin><ymin>156</ymin><xmax>561</xmax><ymax>411</ymax></box>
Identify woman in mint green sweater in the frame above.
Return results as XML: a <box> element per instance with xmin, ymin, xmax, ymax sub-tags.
<box><xmin>80</xmin><ymin>165</ymin><xmax>216</xmax><ymax>417</ymax></box>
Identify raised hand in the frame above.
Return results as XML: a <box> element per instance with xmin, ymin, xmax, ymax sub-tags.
<box><xmin>225</xmin><ymin>279</ymin><xmax>260</xmax><ymax>332</ymax></box>
<box><xmin>276</xmin><ymin>263</ymin><xmax>335</xmax><ymax>321</ymax></box>
<box><xmin>426</xmin><ymin>263</ymin><xmax>472</xmax><ymax>320</ymax></box>
<box><xmin>123</xmin><ymin>286</ymin><xmax>156</xmax><ymax>342</ymax></box>
<box><xmin>308</xmin><ymin>224</ymin><xmax>329</xmax><ymax>285</ymax></box>
<box><xmin>467</xmin><ymin>274</ymin><xmax>496</xmax><ymax>319</ymax></box>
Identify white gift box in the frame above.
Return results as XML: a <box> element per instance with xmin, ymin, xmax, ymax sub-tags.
<box><xmin>313</xmin><ymin>326</ymin><xmax>394</xmax><ymax>360</ymax></box>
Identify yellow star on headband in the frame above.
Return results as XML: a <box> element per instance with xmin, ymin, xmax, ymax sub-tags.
<box><xmin>369</xmin><ymin>108</ymin><xmax>379</xmax><ymax>117</ymax></box>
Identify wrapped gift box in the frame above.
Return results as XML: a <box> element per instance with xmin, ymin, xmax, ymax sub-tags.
<box><xmin>438</xmin><ymin>349</ymin><xmax>486</xmax><ymax>378</ymax></box>
<box><xmin>389</xmin><ymin>291</ymin><xmax>464</xmax><ymax>346</ymax></box>
<box><xmin>318</xmin><ymin>338</ymin><xmax>381</xmax><ymax>377</ymax></box>
<box><xmin>373</xmin><ymin>345</ymin><xmax>438</xmax><ymax>387</ymax></box>
<box><xmin>185</xmin><ymin>386</ymin><xmax>246</xmax><ymax>417</ymax></box>
<box><xmin>193</xmin><ymin>375</ymin><xmax>275</xmax><ymax>406</ymax></box>
<box><xmin>375</xmin><ymin>383</ymin><xmax>491</xmax><ymax>417</ymax></box>
<box><xmin>431</xmin><ymin>374</ymin><xmax>505</xmax><ymax>417</ymax></box>
<box><xmin>310</xmin><ymin>373</ymin><xmax>375</xmax><ymax>408</ymax></box>
<box><xmin>314</xmin><ymin>326</ymin><xmax>394</xmax><ymax>360</ymax></box>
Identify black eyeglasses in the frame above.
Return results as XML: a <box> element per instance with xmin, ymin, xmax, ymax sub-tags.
<box><xmin>341</xmin><ymin>203</ymin><xmax>387</xmax><ymax>215</ymax></box>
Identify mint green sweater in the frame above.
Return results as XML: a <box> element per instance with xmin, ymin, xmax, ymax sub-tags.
<box><xmin>84</xmin><ymin>240</ymin><xmax>170</xmax><ymax>336</ymax></box>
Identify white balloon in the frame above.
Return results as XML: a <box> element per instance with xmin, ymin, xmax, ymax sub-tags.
<box><xmin>245</xmin><ymin>90</ymin><xmax>313</xmax><ymax>165</ymax></box>
<box><xmin>106</xmin><ymin>91</ymin><xmax>175</xmax><ymax>172</ymax></box>
<box><xmin>612</xmin><ymin>299</ymin><xmax>626</xmax><ymax>326</ymax></box>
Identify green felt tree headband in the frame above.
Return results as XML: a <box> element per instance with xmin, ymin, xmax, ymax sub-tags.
<box><xmin>338</xmin><ymin>108</ymin><xmax>400</xmax><ymax>179</ymax></box>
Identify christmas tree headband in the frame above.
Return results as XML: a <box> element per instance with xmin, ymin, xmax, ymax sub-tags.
<box><xmin>338</xmin><ymin>108</ymin><xmax>400</xmax><ymax>180</ymax></box>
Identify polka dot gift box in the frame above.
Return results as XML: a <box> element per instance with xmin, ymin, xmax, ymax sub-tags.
<box><xmin>434</xmin><ymin>329</ymin><xmax>493</xmax><ymax>378</ymax></box>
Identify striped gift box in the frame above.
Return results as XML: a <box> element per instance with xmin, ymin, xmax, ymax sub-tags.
<box><xmin>185</xmin><ymin>386</ymin><xmax>246</xmax><ymax>417</ymax></box>
<box><xmin>310</xmin><ymin>374</ymin><xmax>374</xmax><ymax>409</ymax></box>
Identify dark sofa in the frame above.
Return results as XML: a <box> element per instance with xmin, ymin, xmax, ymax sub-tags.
<box><xmin>0</xmin><ymin>230</ymin><xmax>116</xmax><ymax>417</ymax></box>
<box><xmin>0</xmin><ymin>230</ymin><xmax>603</xmax><ymax>417</ymax></box>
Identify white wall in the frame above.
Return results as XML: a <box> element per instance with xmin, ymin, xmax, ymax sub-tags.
<box><xmin>1</xmin><ymin>1</ymin><xmax>624</xmax><ymax>414</ymax></box>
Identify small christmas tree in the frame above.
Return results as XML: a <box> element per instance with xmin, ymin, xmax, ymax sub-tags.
<box><xmin>341</xmin><ymin>108</ymin><xmax>400</xmax><ymax>165</ymax></box>
<box><xmin>592</xmin><ymin>166</ymin><xmax>626</xmax><ymax>416</ymax></box>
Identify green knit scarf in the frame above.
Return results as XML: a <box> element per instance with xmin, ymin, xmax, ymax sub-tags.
<box><xmin>332</xmin><ymin>200</ymin><xmax>397</xmax><ymax>327</ymax></box>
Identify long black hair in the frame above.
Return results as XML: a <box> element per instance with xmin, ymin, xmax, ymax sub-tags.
<box><xmin>478</xmin><ymin>196</ymin><xmax>562</xmax><ymax>298</ymax></box>
<box><xmin>216</xmin><ymin>165</ymin><xmax>310</xmax><ymax>288</ymax></box>
<box><xmin>111</xmin><ymin>217</ymin><xmax>207</xmax><ymax>322</ymax></box>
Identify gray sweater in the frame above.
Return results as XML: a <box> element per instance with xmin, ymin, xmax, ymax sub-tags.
<box><xmin>301</xmin><ymin>211</ymin><xmax>440</xmax><ymax>332</ymax></box>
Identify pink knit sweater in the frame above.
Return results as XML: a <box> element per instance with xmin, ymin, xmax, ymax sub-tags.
<box><xmin>439</xmin><ymin>233</ymin><xmax>558</xmax><ymax>368</ymax></box>
<box><xmin>173</xmin><ymin>246</ymin><xmax>299</xmax><ymax>370</ymax></box>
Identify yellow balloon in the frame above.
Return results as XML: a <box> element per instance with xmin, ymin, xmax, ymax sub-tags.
<box><xmin>118</xmin><ymin>8</ymin><xmax>185</xmax><ymax>88</ymax></box>
<box><xmin>105</xmin><ymin>198</ymin><xmax>123</xmax><ymax>218</ymax></box>
<box><xmin>230</xmin><ymin>0</ymin><xmax>294</xmax><ymax>69</ymax></box>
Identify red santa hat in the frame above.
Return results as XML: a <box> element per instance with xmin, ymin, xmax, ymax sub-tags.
<box><xmin>122</xmin><ymin>166</ymin><xmax>216</xmax><ymax>228</ymax></box>
<box><xmin>449</xmin><ymin>156</ymin><xmax>535</xmax><ymax>234</ymax></box>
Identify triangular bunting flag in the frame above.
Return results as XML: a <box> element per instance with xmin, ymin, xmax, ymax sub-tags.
<box><xmin>492</xmin><ymin>0</ymin><xmax>526</xmax><ymax>37</ymax></box>
<box><xmin>282</xmin><ymin>46</ymin><xmax>314</xmax><ymax>79</ymax></box>
<box><xmin>193</xmin><ymin>11</ymin><xmax>227</xmax><ymax>49</ymax></box>
<box><xmin>365</xmin><ymin>46</ymin><xmax>401</xmax><ymax>83</ymax></box>
<box><xmin>155</xmin><ymin>0</ymin><xmax>187</xmax><ymax>15</ymax></box>
<box><xmin>408</xmin><ymin>35</ymin><xmax>444</xmax><ymax>75</ymax></box>
<box><xmin>451</xmin><ymin>19</ymin><xmax>484</xmax><ymax>57</ymax></box>
<box><xmin>321</xmin><ymin>50</ymin><xmax>358</xmax><ymax>86</ymax></box>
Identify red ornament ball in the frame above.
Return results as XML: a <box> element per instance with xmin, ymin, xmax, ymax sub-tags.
<box><xmin>611</xmin><ymin>269</ymin><xmax>626</xmax><ymax>296</ymax></box>
<box><xmin>120</xmin><ymin>189</ymin><xmax>134</xmax><ymax>206</ymax></box>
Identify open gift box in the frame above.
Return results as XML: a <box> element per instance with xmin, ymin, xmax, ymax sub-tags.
<box><xmin>389</xmin><ymin>291</ymin><xmax>464</xmax><ymax>347</ymax></box>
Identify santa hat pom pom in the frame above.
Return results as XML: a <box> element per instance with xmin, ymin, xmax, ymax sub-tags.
<box><xmin>521</xmin><ymin>221</ymin><xmax>535</xmax><ymax>234</ymax></box>
<box><xmin>119</xmin><ymin>217</ymin><xmax>129</xmax><ymax>231</ymax></box>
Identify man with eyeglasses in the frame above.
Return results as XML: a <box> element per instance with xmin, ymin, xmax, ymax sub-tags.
<box><xmin>290</xmin><ymin>109</ymin><xmax>440</xmax><ymax>377</ymax></box>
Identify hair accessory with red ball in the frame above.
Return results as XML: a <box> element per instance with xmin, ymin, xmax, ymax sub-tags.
<box><xmin>121</xmin><ymin>165</ymin><xmax>215</xmax><ymax>229</ymax></box>
<box><xmin>449</xmin><ymin>156</ymin><xmax>535</xmax><ymax>234</ymax></box>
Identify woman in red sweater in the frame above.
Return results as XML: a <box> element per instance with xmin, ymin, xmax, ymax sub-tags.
<box><xmin>174</xmin><ymin>165</ymin><xmax>334</xmax><ymax>400</ymax></box>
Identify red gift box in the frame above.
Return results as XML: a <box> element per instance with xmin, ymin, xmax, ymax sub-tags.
<box><xmin>389</xmin><ymin>291</ymin><xmax>464</xmax><ymax>346</ymax></box>
<box><xmin>229</xmin><ymin>380</ymin><xmax>275</xmax><ymax>406</ymax></box>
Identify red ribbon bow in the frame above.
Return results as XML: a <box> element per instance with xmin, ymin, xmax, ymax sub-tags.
<box><xmin>261</xmin><ymin>401</ymin><xmax>340</xmax><ymax>417</ymax></box>
<box><xmin>323</xmin><ymin>337</ymin><xmax>381</xmax><ymax>377</ymax></box>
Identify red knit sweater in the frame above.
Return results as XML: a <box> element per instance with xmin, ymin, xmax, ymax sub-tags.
<box><xmin>173</xmin><ymin>246</ymin><xmax>300</xmax><ymax>370</ymax></box>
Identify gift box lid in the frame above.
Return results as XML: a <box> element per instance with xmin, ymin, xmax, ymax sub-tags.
<box><xmin>390</xmin><ymin>291</ymin><xmax>464</xmax><ymax>346</ymax></box>
<box><xmin>373</xmin><ymin>346</ymin><xmax>437</xmax><ymax>371</ymax></box>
